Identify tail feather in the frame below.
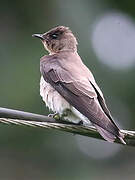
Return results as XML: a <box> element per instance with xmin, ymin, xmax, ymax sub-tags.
<box><xmin>119</xmin><ymin>131</ymin><xmax>126</xmax><ymax>144</ymax></box>
<box><xmin>94</xmin><ymin>124</ymin><xmax>126</xmax><ymax>144</ymax></box>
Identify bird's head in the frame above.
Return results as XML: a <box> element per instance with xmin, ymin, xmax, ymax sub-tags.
<box><xmin>32</xmin><ymin>26</ymin><xmax>78</xmax><ymax>54</ymax></box>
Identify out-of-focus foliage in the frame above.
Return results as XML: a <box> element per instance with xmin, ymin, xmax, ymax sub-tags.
<box><xmin>0</xmin><ymin>0</ymin><xmax>135</xmax><ymax>179</ymax></box>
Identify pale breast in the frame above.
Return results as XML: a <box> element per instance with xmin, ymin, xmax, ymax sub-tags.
<box><xmin>40</xmin><ymin>76</ymin><xmax>90</xmax><ymax>124</ymax></box>
<box><xmin>40</xmin><ymin>76</ymin><xmax>71</xmax><ymax>114</ymax></box>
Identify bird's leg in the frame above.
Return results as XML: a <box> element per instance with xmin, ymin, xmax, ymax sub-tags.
<box><xmin>48</xmin><ymin>109</ymin><xmax>72</xmax><ymax>119</ymax></box>
<box><xmin>48</xmin><ymin>111</ymin><xmax>71</xmax><ymax>124</ymax></box>
<box><xmin>48</xmin><ymin>109</ymin><xmax>83</xmax><ymax>125</ymax></box>
<box><xmin>48</xmin><ymin>111</ymin><xmax>72</xmax><ymax>123</ymax></box>
<box><xmin>48</xmin><ymin>112</ymin><xmax>60</xmax><ymax>120</ymax></box>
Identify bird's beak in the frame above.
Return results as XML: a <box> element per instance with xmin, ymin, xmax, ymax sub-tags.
<box><xmin>32</xmin><ymin>34</ymin><xmax>44</xmax><ymax>40</ymax></box>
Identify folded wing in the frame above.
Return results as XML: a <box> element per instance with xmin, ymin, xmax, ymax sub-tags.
<box><xmin>40</xmin><ymin>57</ymin><xmax>125</xmax><ymax>143</ymax></box>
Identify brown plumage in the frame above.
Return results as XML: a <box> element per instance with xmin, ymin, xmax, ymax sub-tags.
<box><xmin>33</xmin><ymin>26</ymin><xmax>126</xmax><ymax>144</ymax></box>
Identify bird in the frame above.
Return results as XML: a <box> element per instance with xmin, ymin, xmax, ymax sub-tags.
<box><xmin>32</xmin><ymin>26</ymin><xmax>126</xmax><ymax>144</ymax></box>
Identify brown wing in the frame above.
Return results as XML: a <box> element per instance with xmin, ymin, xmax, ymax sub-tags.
<box><xmin>40</xmin><ymin>57</ymin><xmax>123</xmax><ymax>142</ymax></box>
<box><xmin>90</xmin><ymin>81</ymin><xmax>116</xmax><ymax>124</ymax></box>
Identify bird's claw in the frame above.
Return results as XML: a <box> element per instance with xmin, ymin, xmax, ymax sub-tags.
<box><xmin>48</xmin><ymin>113</ymin><xmax>60</xmax><ymax>120</ymax></box>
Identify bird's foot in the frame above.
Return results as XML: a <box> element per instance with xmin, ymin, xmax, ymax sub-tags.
<box><xmin>48</xmin><ymin>110</ymin><xmax>83</xmax><ymax>125</ymax></box>
<box><xmin>48</xmin><ymin>112</ymin><xmax>70</xmax><ymax>124</ymax></box>
<box><xmin>48</xmin><ymin>113</ymin><xmax>60</xmax><ymax>120</ymax></box>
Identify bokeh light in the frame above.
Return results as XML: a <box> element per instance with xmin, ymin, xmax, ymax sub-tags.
<box><xmin>91</xmin><ymin>12</ymin><xmax>135</xmax><ymax>70</ymax></box>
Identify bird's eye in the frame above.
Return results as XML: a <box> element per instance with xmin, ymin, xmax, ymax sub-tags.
<box><xmin>51</xmin><ymin>34</ymin><xmax>58</xmax><ymax>39</ymax></box>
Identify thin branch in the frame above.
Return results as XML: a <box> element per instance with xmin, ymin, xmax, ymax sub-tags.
<box><xmin>0</xmin><ymin>107</ymin><xmax>135</xmax><ymax>146</ymax></box>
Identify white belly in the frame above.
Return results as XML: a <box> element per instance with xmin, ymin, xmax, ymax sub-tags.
<box><xmin>40</xmin><ymin>76</ymin><xmax>90</xmax><ymax>124</ymax></box>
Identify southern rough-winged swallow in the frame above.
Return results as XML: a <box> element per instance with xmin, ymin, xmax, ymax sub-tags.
<box><xmin>32</xmin><ymin>26</ymin><xmax>126</xmax><ymax>144</ymax></box>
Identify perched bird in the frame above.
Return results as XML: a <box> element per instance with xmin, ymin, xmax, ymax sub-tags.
<box><xmin>32</xmin><ymin>26</ymin><xmax>126</xmax><ymax>144</ymax></box>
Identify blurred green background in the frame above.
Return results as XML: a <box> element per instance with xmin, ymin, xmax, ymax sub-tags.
<box><xmin>0</xmin><ymin>0</ymin><xmax>135</xmax><ymax>179</ymax></box>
